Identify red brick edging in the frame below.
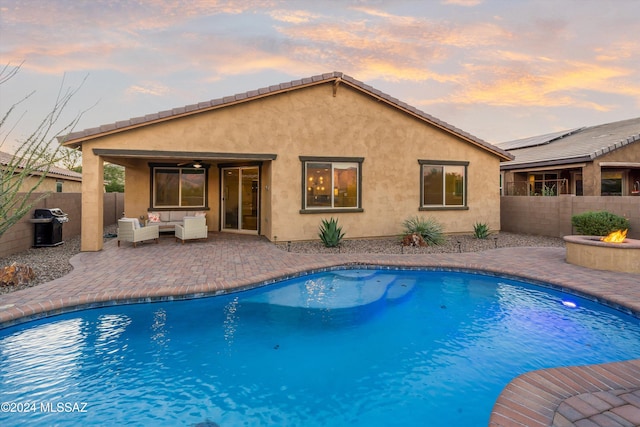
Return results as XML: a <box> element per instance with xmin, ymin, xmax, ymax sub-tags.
<box><xmin>490</xmin><ymin>360</ymin><xmax>640</xmax><ymax>426</ymax></box>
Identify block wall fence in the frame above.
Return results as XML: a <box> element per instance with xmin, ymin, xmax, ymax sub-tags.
<box><xmin>2</xmin><ymin>193</ymin><xmax>637</xmax><ymax>258</ymax></box>
<box><xmin>0</xmin><ymin>193</ymin><xmax>124</xmax><ymax>258</ymax></box>
<box><xmin>501</xmin><ymin>196</ymin><xmax>640</xmax><ymax>239</ymax></box>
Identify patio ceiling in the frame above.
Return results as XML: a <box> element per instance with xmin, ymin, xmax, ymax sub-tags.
<box><xmin>92</xmin><ymin>149</ymin><xmax>277</xmax><ymax>167</ymax></box>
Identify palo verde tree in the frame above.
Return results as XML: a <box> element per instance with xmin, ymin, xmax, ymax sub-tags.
<box><xmin>0</xmin><ymin>63</ymin><xmax>86</xmax><ymax>238</ymax></box>
<box><xmin>57</xmin><ymin>144</ymin><xmax>83</xmax><ymax>171</ymax></box>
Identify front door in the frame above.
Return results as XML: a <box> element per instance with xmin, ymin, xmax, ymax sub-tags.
<box><xmin>221</xmin><ymin>166</ymin><xmax>259</xmax><ymax>233</ymax></box>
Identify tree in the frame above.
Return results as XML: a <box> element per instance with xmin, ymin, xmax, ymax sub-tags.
<box><xmin>0</xmin><ymin>63</ymin><xmax>86</xmax><ymax>237</ymax></box>
<box><xmin>104</xmin><ymin>163</ymin><xmax>125</xmax><ymax>192</ymax></box>
<box><xmin>58</xmin><ymin>146</ymin><xmax>83</xmax><ymax>171</ymax></box>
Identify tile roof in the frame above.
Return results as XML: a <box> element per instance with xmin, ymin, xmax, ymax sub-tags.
<box><xmin>0</xmin><ymin>150</ymin><xmax>82</xmax><ymax>180</ymax></box>
<box><xmin>62</xmin><ymin>71</ymin><xmax>513</xmax><ymax>161</ymax></box>
<box><xmin>500</xmin><ymin>117</ymin><xmax>640</xmax><ymax>169</ymax></box>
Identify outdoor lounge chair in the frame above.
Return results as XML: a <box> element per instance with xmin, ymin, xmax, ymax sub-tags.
<box><xmin>175</xmin><ymin>216</ymin><xmax>208</xmax><ymax>244</ymax></box>
<box><xmin>117</xmin><ymin>218</ymin><xmax>159</xmax><ymax>247</ymax></box>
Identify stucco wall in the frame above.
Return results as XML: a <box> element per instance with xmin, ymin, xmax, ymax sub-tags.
<box><xmin>264</xmin><ymin>85</ymin><xmax>502</xmax><ymax>241</ymax></box>
<box><xmin>123</xmin><ymin>159</ymin><xmax>151</xmax><ymax>220</ymax></box>
<box><xmin>597</xmin><ymin>140</ymin><xmax>640</xmax><ymax>165</ymax></box>
<box><xmin>78</xmin><ymin>82</ymin><xmax>503</xmax><ymax>245</ymax></box>
<box><xmin>501</xmin><ymin>195</ymin><xmax>640</xmax><ymax>239</ymax></box>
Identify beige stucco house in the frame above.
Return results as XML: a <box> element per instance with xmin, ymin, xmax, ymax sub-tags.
<box><xmin>63</xmin><ymin>72</ymin><xmax>512</xmax><ymax>251</ymax></box>
<box><xmin>0</xmin><ymin>150</ymin><xmax>82</xmax><ymax>193</ymax></box>
<box><xmin>498</xmin><ymin>117</ymin><xmax>640</xmax><ymax>196</ymax></box>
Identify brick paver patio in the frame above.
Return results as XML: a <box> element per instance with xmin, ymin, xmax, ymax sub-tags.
<box><xmin>1</xmin><ymin>232</ymin><xmax>639</xmax><ymax>426</ymax></box>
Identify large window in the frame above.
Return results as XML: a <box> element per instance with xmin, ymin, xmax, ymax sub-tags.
<box><xmin>601</xmin><ymin>170</ymin><xmax>623</xmax><ymax>196</ymax></box>
<box><xmin>153</xmin><ymin>167</ymin><xmax>206</xmax><ymax>208</ymax></box>
<box><xmin>300</xmin><ymin>157</ymin><xmax>362</xmax><ymax>211</ymax></box>
<box><xmin>420</xmin><ymin>160</ymin><xmax>467</xmax><ymax>208</ymax></box>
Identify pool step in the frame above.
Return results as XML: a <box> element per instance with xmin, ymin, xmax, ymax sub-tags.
<box><xmin>247</xmin><ymin>270</ymin><xmax>417</xmax><ymax>310</ymax></box>
<box><xmin>386</xmin><ymin>278</ymin><xmax>416</xmax><ymax>303</ymax></box>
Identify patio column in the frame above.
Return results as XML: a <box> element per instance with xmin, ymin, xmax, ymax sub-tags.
<box><xmin>582</xmin><ymin>163</ymin><xmax>598</xmax><ymax>196</ymax></box>
<box><xmin>81</xmin><ymin>149</ymin><xmax>104</xmax><ymax>251</ymax></box>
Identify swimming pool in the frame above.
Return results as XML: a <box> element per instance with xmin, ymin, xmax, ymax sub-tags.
<box><xmin>1</xmin><ymin>268</ymin><xmax>639</xmax><ymax>426</ymax></box>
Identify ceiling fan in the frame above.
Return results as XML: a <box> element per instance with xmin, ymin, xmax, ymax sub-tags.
<box><xmin>177</xmin><ymin>160</ymin><xmax>203</xmax><ymax>168</ymax></box>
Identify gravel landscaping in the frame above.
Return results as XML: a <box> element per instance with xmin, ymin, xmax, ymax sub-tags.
<box><xmin>1</xmin><ymin>227</ymin><xmax>564</xmax><ymax>295</ymax></box>
<box><xmin>0</xmin><ymin>224</ymin><xmax>115</xmax><ymax>295</ymax></box>
<box><xmin>277</xmin><ymin>231</ymin><xmax>565</xmax><ymax>254</ymax></box>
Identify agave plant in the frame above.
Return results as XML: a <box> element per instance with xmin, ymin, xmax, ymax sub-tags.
<box><xmin>473</xmin><ymin>221</ymin><xmax>491</xmax><ymax>239</ymax></box>
<box><xmin>401</xmin><ymin>216</ymin><xmax>444</xmax><ymax>246</ymax></box>
<box><xmin>318</xmin><ymin>217</ymin><xmax>345</xmax><ymax>248</ymax></box>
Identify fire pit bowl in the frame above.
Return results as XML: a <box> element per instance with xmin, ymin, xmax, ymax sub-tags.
<box><xmin>564</xmin><ymin>235</ymin><xmax>640</xmax><ymax>274</ymax></box>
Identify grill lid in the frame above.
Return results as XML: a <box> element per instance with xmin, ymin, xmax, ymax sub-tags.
<box><xmin>33</xmin><ymin>208</ymin><xmax>69</xmax><ymax>222</ymax></box>
<box><xmin>34</xmin><ymin>208</ymin><xmax>68</xmax><ymax>218</ymax></box>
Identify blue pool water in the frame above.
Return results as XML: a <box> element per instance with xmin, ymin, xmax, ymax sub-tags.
<box><xmin>1</xmin><ymin>269</ymin><xmax>639</xmax><ymax>426</ymax></box>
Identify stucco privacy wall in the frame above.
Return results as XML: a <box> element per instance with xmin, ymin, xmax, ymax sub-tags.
<box><xmin>0</xmin><ymin>192</ymin><xmax>123</xmax><ymax>258</ymax></box>
<box><xmin>501</xmin><ymin>195</ymin><xmax>640</xmax><ymax>239</ymax></box>
<box><xmin>75</xmin><ymin>79</ymin><xmax>505</xmax><ymax>249</ymax></box>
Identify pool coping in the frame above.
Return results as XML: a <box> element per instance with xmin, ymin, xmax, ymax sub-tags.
<box><xmin>1</xmin><ymin>263</ymin><xmax>638</xmax><ymax>330</ymax></box>
<box><xmin>1</xmin><ymin>234</ymin><xmax>639</xmax><ymax>426</ymax></box>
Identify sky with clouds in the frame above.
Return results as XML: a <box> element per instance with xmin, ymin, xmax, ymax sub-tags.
<box><xmin>1</xmin><ymin>0</ymin><xmax>639</xmax><ymax>153</ymax></box>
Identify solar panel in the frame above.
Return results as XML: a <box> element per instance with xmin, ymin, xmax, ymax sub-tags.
<box><xmin>496</xmin><ymin>128</ymin><xmax>582</xmax><ymax>150</ymax></box>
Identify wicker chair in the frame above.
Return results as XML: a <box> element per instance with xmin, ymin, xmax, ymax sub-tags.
<box><xmin>117</xmin><ymin>219</ymin><xmax>159</xmax><ymax>248</ymax></box>
<box><xmin>175</xmin><ymin>216</ymin><xmax>208</xmax><ymax>244</ymax></box>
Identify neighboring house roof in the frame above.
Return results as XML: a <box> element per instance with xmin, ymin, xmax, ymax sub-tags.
<box><xmin>0</xmin><ymin>150</ymin><xmax>82</xmax><ymax>181</ymax></box>
<box><xmin>62</xmin><ymin>71</ymin><xmax>513</xmax><ymax>161</ymax></box>
<box><xmin>499</xmin><ymin>117</ymin><xmax>640</xmax><ymax>170</ymax></box>
<box><xmin>495</xmin><ymin>128</ymin><xmax>584</xmax><ymax>151</ymax></box>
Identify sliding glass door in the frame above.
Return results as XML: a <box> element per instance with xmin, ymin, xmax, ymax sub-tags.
<box><xmin>221</xmin><ymin>167</ymin><xmax>259</xmax><ymax>233</ymax></box>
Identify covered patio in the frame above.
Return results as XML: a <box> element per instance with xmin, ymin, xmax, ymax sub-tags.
<box><xmin>75</xmin><ymin>148</ymin><xmax>277</xmax><ymax>251</ymax></box>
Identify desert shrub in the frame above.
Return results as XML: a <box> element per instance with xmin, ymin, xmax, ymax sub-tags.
<box><xmin>473</xmin><ymin>222</ymin><xmax>491</xmax><ymax>239</ymax></box>
<box><xmin>570</xmin><ymin>211</ymin><xmax>630</xmax><ymax>236</ymax></box>
<box><xmin>541</xmin><ymin>184</ymin><xmax>556</xmax><ymax>196</ymax></box>
<box><xmin>402</xmin><ymin>216</ymin><xmax>444</xmax><ymax>246</ymax></box>
<box><xmin>318</xmin><ymin>217</ymin><xmax>345</xmax><ymax>247</ymax></box>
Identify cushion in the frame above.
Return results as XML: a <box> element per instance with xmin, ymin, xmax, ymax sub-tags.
<box><xmin>146</xmin><ymin>211</ymin><xmax>206</xmax><ymax>222</ymax></box>
<box><xmin>120</xmin><ymin>218</ymin><xmax>140</xmax><ymax>229</ymax></box>
<box><xmin>170</xmin><ymin>211</ymin><xmax>186</xmax><ymax>222</ymax></box>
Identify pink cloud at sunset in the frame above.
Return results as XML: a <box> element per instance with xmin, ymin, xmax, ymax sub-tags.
<box><xmin>1</xmin><ymin>0</ymin><xmax>638</xmax><ymax>149</ymax></box>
